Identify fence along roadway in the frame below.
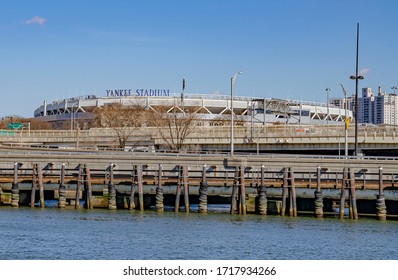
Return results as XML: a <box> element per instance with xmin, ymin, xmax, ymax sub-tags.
<box><xmin>2</xmin><ymin>125</ymin><xmax>398</xmax><ymax>153</ymax></box>
<box><xmin>1</xmin><ymin>145</ymin><xmax>398</xmax><ymax>174</ymax></box>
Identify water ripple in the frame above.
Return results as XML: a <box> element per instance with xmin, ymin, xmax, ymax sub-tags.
<box><xmin>0</xmin><ymin>207</ymin><xmax>397</xmax><ymax>260</ymax></box>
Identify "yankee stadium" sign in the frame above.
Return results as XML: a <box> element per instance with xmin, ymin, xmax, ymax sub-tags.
<box><xmin>106</xmin><ymin>89</ymin><xmax>170</xmax><ymax>97</ymax></box>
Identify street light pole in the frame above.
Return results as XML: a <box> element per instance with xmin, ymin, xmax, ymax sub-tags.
<box><xmin>350</xmin><ymin>22</ymin><xmax>364</xmax><ymax>156</ymax></box>
<box><xmin>230</xmin><ymin>71</ymin><xmax>242</xmax><ymax>157</ymax></box>
<box><xmin>326</xmin><ymin>88</ymin><xmax>331</xmax><ymax>125</ymax></box>
<box><xmin>338</xmin><ymin>83</ymin><xmax>349</xmax><ymax>158</ymax></box>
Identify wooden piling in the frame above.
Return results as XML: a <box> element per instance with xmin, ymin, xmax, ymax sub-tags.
<box><xmin>175</xmin><ymin>166</ymin><xmax>182</xmax><ymax>212</ymax></box>
<box><xmin>75</xmin><ymin>164</ymin><xmax>83</xmax><ymax>209</ymax></box>
<box><xmin>137</xmin><ymin>165</ymin><xmax>144</xmax><ymax>211</ymax></box>
<box><xmin>339</xmin><ymin>168</ymin><xmax>347</xmax><ymax>219</ymax></box>
<box><xmin>256</xmin><ymin>165</ymin><xmax>267</xmax><ymax>215</ymax></box>
<box><xmin>31</xmin><ymin>164</ymin><xmax>37</xmax><ymax>208</ymax></box>
<box><xmin>230</xmin><ymin>168</ymin><xmax>239</xmax><ymax>214</ymax></box>
<box><xmin>239</xmin><ymin>166</ymin><xmax>246</xmax><ymax>215</ymax></box>
<box><xmin>281</xmin><ymin>168</ymin><xmax>288</xmax><ymax>216</ymax></box>
<box><xmin>108</xmin><ymin>164</ymin><xmax>116</xmax><ymax>210</ymax></box>
<box><xmin>38</xmin><ymin>163</ymin><xmax>44</xmax><ymax>208</ymax></box>
<box><xmin>129</xmin><ymin>168</ymin><xmax>136</xmax><ymax>210</ymax></box>
<box><xmin>349</xmin><ymin>169</ymin><xmax>358</xmax><ymax>220</ymax></box>
<box><xmin>314</xmin><ymin>165</ymin><xmax>324</xmax><ymax>218</ymax></box>
<box><xmin>335</xmin><ymin>172</ymin><xmax>338</xmax><ymax>189</ymax></box>
<box><xmin>11</xmin><ymin>163</ymin><xmax>19</xmax><ymax>208</ymax></box>
<box><xmin>155</xmin><ymin>164</ymin><xmax>164</xmax><ymax>212</ymax></box>
<box><xmin>289</xmin><ymin>167</ymin><xmax>297</xmax><ymax>217</ymax></box>
<box><xmin>379</xmin><ymin>167</ymin><xmax>384</xmax><ymax>196</ymax></box>
<box><xmin>58</xmin><ymin>163</ymin><xmax>67</xmax><ymax>208</ymax></box>
<box><xmin>198</xmin><ymin>164</ymin><xmax>208</xmax><ymax>213</ymax></box>
<box><xmin>376</xmin><ymin>166</ymin><xmax>387</xmax><ymax>220</ymax></box>
<box><xmin>288</xmin><ymin>188</ymin><xmax>293</xmax><ymax>216</ymax></box>
<box><xmin>183</xmin><ymin>166</ymin><xmax>190</xmax><ymax>213</ymax></box>
<box><xmin>85</xmin><ymin>164</ymin><xmax>93</xmax><ymax>209</ymax></box>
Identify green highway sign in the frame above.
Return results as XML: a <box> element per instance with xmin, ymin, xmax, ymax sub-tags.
<box><xmin>7</xmin><ymin>122</ymin><xmax>23</xmax><ymax>130</ymax></box>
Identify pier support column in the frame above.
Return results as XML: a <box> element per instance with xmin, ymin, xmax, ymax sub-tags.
<box><xmin>314</xmin><ymin>165</ymin><xmax>324</xmax><ymax>218</ymax></box>
<box><xmin>289</xmin><ymin>167</ymin><xmax>297</xmax><ymax>217</ymax></box>
<box><xmin>30</xmin><ymin>164</ymin><xmax>38</xmax><ymax>208</ymax></box>
<box><xmin>281</xmin><ymin>168</ymin><xmax>288</xmax><ymax>216</ymax></box>
<box><xmin>175</xmin><ymin>165</ymin><xmax>182</xmax><ymax>212</ymax></box>
<box><xmin>129</xmin><ymin>167</ymin><xmax>136</xmax><ymax>210</ymax></box>
<box><xmin>74</xmin><ymin>164</ymin><xmax>82</xmax><ymax>209</ymax></box>
<box><xmin>349</xmin><ymin>169</ymin><xmax>358</xmax><ymax>220</ymax></box>
<box><xmin>84</xmin><ymin>164</ymin><xmax>93</xmax><ymax>209</ymax></box>
<box><xmin>137</xmin><ymin>165</ymin><xmax>144</xmax><ymax>211</ymax></box>
<box><xmin>376</xmin><ymin>167</ymin><xmax>387</xmax><ymax>220</ymax></box>
<box><xmin>38</xmin><ymin>163</ymin><xmax>44</xmax><ymax>208</ymax></box>
<box><xmin>230</xmin><ymin>168</ymin><xmax>239</xmax><ymax>214</ymax></box>
<box><xmin>339</xmin><ymin>168</ymin><xmax>348</xmax><ymax>219</ymax></box>
<box><xmin>108</xmin><ymin>164</ymin><xmax>116</xmax><ymax>210</ymax></box>
<box><xmin>58</xmin><ymin>163</ymin><xmax>67</xmax><ymax>208</ymax></box>
<box><xmin>183</xmin><ymin>166</ymin><xmax>190</xmax><ymax>213</ymax></box>
<box><xmin>239</xmin><ymin>166</ymin><xmax>246</xmax><ymax>215</ymax></box>
<box><xmin>155</xmin><ymin>164</ymin><xmax>164</xmax><ymax>212</ymax></box>
<box><xmin>74</xmin><ymin>164</ymin><xmax>83</xmax><ymax>209</ymax></box>
<box><xmin>198</xmin><ymin>164</ymin><xmax>208</xmax><ymax>213</ymax></box>
<box><xmin>11</xmin><ymin>163</ymin><xmax>19</xmax><ymax>208</ymax></box>
<box><xmin>256</xmin><ymin>165</ymin><xmax>267</xmax><ymax>215</ymax></box>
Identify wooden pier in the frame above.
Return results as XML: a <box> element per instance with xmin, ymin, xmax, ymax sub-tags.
<box><xmin>1</xmin><ymin>148</ymin><xmax>398</xmax><ymax>220</ymax></box>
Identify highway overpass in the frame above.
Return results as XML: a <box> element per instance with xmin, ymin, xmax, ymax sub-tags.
<box><xmin>1</xmin><ymin>124</ymin><xmax>398</xmax><ymax>156</ymax></box>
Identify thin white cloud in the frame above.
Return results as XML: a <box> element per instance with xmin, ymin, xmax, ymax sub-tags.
<box><xmin>25</xmin><ymin>16</ymin><xmax>47</xmax><ymax>26</ymax></box>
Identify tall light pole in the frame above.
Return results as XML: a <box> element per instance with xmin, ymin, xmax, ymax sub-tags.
<box><xmin>350</xmin><ymin>22</ymin><xmax>364</xmax><ymax>156</ymax></box>
<box><xmin>326</xmin><ymin>88</ymin><xmax>331</xmax><ymax>125</ymax></box>
<box><xmin>338</xmin><ymin>83</ymin><xmax>349</xmax><ymax>158</ymax></box>
<box><xmin>181</xmin><ymin>78</ymin><xmax>186</xmax><ymax>114</ymax></box>
<box><xmin>230</xmin><ymin>71</ymin><xmax>242</xmax><ymax>156</ymax></box>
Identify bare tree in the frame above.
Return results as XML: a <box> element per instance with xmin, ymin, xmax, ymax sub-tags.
<box><xmin>154</xmin><ymin>106</ymin><xmax>198</xmax><ymax>152</ymax></box>
<box><xmin>93</xmin><ymin>103</ymin><xmax>150</xmax><ymax>149</ymax></box>
<box><xmin>209</xmin><ymin>114</ymin><xmax>245</xmax><ymax>127</ymax></box>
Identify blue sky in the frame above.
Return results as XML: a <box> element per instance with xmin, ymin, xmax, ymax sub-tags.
<box><xmin>1</xmin><ymin>0</ymin><xmax>397</xmax><ymax>117</ymax></box>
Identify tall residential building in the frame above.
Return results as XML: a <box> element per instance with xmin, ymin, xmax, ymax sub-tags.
<box><xmin>331</xmin><ymin>87</ymin><xmax>398</xmax><ymax>125</ymax></box>
<box><xmin>358</xmin><ymin>88</ymin><xmax>374</xmax><ymax>124</ymax></box>
<box><xmin>374</xmin><ymin>93</ymin><xmax>398</xmax><ymax>125</ymax></box>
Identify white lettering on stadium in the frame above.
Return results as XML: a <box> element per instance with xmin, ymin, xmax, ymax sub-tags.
<box><xmin>136</xmin><ymin>89</ymin><xmax>170</xmax><ymax>97</ymax></box>
<box><xmin>106</xmin><ymin>89</ymin><xmax>170</xmax><ymax>97</ymax></box>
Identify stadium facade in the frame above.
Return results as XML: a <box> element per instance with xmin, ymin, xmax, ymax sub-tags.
<box><xmin>33</xmin><ymin>90</ymin><xmax>353</xmax><ymax>129</ymax></box>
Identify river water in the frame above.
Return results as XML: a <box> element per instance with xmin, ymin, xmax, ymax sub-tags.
<box><xmin>0</xmin><ymin>205</ymin><xmax>397</xmax><ymax>260</ymax></box>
